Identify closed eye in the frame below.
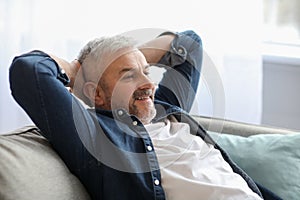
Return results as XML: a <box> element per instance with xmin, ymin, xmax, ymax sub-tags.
<box><xmin>120</xmin><ymin>65</ymin><xmax>151</xmax><ymax>81</ymax></box>
<box><xmin>122</xmin><ymin>71</ymin><xmax>136</xmax><ymax>80</ymax></box>
<box><xmin>143</xmin><ymin>65</ymin><xmax>151</xmax><ymax>76</ymax></box>
<box><xmin>144</xmin><ymin>70</ymin><xmax>150</xmax><ymax>76</ymax></box>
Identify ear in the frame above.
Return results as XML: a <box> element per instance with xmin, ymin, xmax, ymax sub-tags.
<box><xmin>83</xmin><ymin>82</ymin><xmax>104</xmax><ymax>107</ymax></box>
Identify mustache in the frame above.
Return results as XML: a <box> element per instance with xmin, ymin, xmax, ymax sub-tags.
<box><xmin>132</xmin><ymin>89</ymin><xmax>153</xmax><ymax>99</ymax></box>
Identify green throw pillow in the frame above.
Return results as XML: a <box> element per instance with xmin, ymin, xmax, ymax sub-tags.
<box><xmin>209</xmin><ymin>131</ymin><xmax>300</xmax><ymax>200</ymax></box>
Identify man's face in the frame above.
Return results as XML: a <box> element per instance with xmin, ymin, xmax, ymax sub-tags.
<box><xmin>97</xmin><ymin>48</ymin><xmax>156</xmax><ymax>124</ymax></box>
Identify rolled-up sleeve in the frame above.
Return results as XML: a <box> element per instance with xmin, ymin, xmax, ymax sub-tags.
<box><xmin>155</xmin><ymin>30</ymin><xmax>203</xmax><ymax>112</ymax></box>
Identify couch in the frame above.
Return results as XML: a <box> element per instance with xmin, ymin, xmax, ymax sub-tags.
<box><xmin>0</xmin><ymin>116</ymin><xmax>299</xmax><ymax>200</ymax></box>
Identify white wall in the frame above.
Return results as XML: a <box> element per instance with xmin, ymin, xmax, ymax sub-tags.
<box><xmin>262</xmin><ymin>59</ymin><xmax>300</xmax><ymax>130</ymax></box>
<box><xmin>0</xmin><ymin>0</ymin><xmax>264</xmax><ymax>133</ymax></box>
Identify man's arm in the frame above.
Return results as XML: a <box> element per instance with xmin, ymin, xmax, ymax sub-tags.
<box><xmin>139</xmin><ymin>33</ymin><xmax>176</xmax><ymax>64</ymax></box>
<box><xmin>47</xmin><ymin>53</ymin><xmax>81</xmax><ymax>89</ymax></box>
<box><xmin>9</xmin><ymin>50</ymin><xmax>92</xmax><ymax>164</ymax></box>
<box><xmin>140</xmin><ymin>30</ymin><xmax>203</xmax><ymax>112</ymax></box>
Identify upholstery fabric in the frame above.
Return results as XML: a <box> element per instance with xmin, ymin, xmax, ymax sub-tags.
<box><xmin>0</xmin><ymin>126</ymin><xmax>90</xmax><ymax>200</ymax></box>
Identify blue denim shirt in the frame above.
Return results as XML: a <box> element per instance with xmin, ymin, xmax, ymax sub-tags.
<box><xmin>9</xmin><ymin>30</ymin><xmax>262</xmax><ymax>200</ymax></box>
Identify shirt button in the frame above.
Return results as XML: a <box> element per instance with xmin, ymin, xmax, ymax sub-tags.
<box><xmin>147</xmin><ymin>145</ymin><xmax>153</xmax><ymax>151</ymax></box>
<box><xmin>154</xmin><ymin>179</ymin><xmax>160</xmax><ymax>186</ymax></box>
<box><xmin>117</xmin><ymin>110</ymin><xmax>123</xmax><ymax>116</ymax></box>
<box><xmin>132</xmin><ymin>121</ymin><xmax>138</xmax><ymax>126</ymax></box>
<box><xmin>178</xmin><ymin>47</ymin><xmax>184</xmax><ymax>54</ymax></box>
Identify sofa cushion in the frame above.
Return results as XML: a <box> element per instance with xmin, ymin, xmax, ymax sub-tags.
<box><xmin>0</xmin><ymin>126</ymin><xmax>90</xmax><ymax>200</ymax></box>
<box><xmin>209</xmin><ymin>131</ymin><xmax>300</xmax><ymax>200</ymax></box>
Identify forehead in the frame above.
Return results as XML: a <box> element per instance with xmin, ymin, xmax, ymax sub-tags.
<box><xmin>105</xmin><ymin>49</ymin><xmax>148</xmax><ymax>74</ymax></box>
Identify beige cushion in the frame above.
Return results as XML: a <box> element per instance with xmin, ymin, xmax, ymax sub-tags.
<box><xmin>0</xmin><ymin>126</ymin><xmax>90</xmax><ymax>200</ymax></box>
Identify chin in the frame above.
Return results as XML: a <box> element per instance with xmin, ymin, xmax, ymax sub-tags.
<box><xmin>136</xmin><ymin>109</ymin><xmax>157</xmax><ymax>124</ymax></box>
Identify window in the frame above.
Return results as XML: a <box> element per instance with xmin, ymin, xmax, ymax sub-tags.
<box><xmin>263</xmin><ymin>0</ymin><xmax>300</xmax><ymax>46</ymax></box>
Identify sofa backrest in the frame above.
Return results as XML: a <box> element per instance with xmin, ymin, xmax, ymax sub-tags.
<box><xmin>0</xmin><ymin>126</ymin><xmax>91</xmax><ymax>200</ymax></box>
<box><xmin>192</xmin><ymin>115</ymin><xmax>297</xmax><ymax>137</ymax></box>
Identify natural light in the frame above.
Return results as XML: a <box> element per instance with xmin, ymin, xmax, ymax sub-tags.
<box><xmin>1</xmin><ymin>0</ymin><xmax>299</xmax><ymax>133</ymax></box>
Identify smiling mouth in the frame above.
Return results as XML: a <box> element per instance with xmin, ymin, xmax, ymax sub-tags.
<box><xmin>133</xmin><ymin>89</ymin><xmax>153</xmax><ymax>101</ymax></box>
<box><xmin>135</xmin><ymin>96</ymin><xmax>150</xmax><ymax>100</ymax></box>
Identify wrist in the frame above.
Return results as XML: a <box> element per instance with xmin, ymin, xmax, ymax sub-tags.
<box><xmin>57</xmin><ymin>68</ymin><xmax>70</xmax><ymax>86</ymax></box>
<box><xmin>139</xmin><ymin>34</ymin><xmax>175</xmax><ymax>64</ymax></box>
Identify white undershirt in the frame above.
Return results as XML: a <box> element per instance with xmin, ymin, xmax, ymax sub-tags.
<box><xmin>144</xmin><ymin>119</ymin><xmax>262</xmax><ymax>200</ymax></box>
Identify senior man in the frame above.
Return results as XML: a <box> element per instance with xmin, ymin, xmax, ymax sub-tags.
<box><xmin>9</xmin><ymin>30</ymin><xmax>280</xmax><ymax>200</ymax></box>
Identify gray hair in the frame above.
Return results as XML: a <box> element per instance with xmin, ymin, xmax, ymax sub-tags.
<box><xmin>77</xmin><ymin>34</ymin><xmax>137</xmax><ymax>68</ymax></box>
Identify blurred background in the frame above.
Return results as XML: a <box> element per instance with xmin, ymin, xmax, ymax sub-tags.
<box><xmin>1</xmin><ymin>0</ymin><xmax>300</xmax><ymax>133</ymax></box>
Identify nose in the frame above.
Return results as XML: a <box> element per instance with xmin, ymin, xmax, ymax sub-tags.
<box><xmin>138</xmin><ymin>73</ymin><xmax>156</xmax><ymax>90</ymax></box>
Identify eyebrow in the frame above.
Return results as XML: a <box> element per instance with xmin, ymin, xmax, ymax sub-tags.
<box><xmin>118</xmin><ymin>64</ymin><xmax>151</xmax><ymax>75</ymax></box>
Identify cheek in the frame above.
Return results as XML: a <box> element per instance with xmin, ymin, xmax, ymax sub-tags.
<box><xmin>111</xmin><ymin>84</ymin><xmax>135</xmax><ymax>104</ymax></box>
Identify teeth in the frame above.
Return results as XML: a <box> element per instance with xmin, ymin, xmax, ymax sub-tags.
<box><xmin>136</xmin><ymin>97</ymin><xmax>147</xmax><ymax>100</ymax></box>
<box><xmin>133</xmin><ymin>89</ymin><xmax>152</xmax><ymax>100</ymax></box>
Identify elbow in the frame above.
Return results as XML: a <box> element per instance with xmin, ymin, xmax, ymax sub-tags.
<box><xmin>181</xmin><ymin>30</ymin><xmax>203</xmax><ymax>46</ymax></box>
<box><xmin>9</xmin><ymin>56</ymin><xmax>31</xmax><ymax>101</ymax></box>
